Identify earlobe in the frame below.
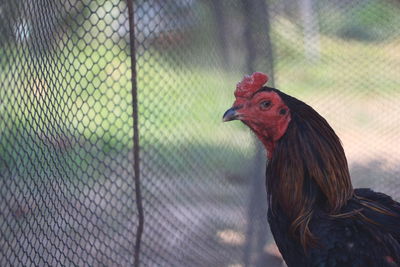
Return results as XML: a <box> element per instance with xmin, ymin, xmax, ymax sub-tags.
<box><xmin>275</xmin><ymin>114</ymin><xmax>291</xmax><ymax>141</ymax></box>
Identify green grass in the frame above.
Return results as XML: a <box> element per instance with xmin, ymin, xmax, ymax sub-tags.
<box><xmin>0</xmin><ymin>38</ymin><xmax>256</xmax><ymax>178</ymax></box>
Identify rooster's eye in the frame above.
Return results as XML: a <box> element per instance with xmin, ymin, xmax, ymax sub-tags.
<box><xmin>259</xmin><ymin>100</ymin><xmax>271</xmax><ymax>109</ymax></box>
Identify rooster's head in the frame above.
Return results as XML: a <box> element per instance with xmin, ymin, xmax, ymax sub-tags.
<box><xmin>223</xmin><ymin>72</ymin><xmax>291</xmax><ymax>158</ymax></box>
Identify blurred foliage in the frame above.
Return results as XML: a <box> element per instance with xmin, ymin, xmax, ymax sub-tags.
<box><xmin>317</xmin><ymin>0</ymin><xmax>400</xmax><ymax>42</ymax></box>
<box><xmin>272</xmin><ymin>18</ymin><xmax>400</xmax><ymax>95</ymax></box>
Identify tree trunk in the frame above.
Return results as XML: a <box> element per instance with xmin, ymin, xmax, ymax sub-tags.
<box><xmin>299</xmin><ymin>0</ymin><xmax>320</xmax><ymax>62</ymax></box>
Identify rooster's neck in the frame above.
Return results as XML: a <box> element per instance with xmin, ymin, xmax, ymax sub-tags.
<box><xmin>255</xmin><ymin>133</ymin><xmax>276</xmax><ymax>159</ymax></box>
<box><xmin>251</xmin><ymin>120</ymin><xmax>290</xmax><ymax>159</ymax></box>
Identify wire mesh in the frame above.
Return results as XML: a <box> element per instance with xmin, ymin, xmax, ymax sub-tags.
<box><xmin>1</xmin><ymin>0</ymin><xmax>400</xmax><ymax>267</ymax></box>
<box><xmin>134</xmin><ymin>1</ymin><xmax>270</xmax><ymax>265</ymax></box>
<box><xmin>1</xmin><ymin>0</ymin><xmax>137</xmax><ymax>266</ymax></box>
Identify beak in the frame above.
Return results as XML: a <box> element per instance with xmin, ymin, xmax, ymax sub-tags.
<box><xmin>222</xmin><ymin>107</ymin><xmax>239</xmax><ymax>122</ymax></box>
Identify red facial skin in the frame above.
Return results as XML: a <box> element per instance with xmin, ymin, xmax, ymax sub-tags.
<box><xmin>233</xmin><ymin>91</ymin><xmax>291</xmax><ymax>159</ymax></box>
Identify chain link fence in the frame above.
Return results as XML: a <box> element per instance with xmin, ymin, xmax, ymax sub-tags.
<box><xmin>1</xmin><ymin>0</ymin><xmax>400</xmax><ymax>266</ymax></box>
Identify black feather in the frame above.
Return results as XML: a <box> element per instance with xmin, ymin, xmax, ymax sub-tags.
<box><xmin>269</xmin><ymin>189</ymin><xmax>400</xmax><ymax>266</ymax></box>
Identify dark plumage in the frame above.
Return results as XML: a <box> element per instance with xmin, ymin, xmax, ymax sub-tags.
<box><xmin>269</xmin><ymin>188</ymin><xmax>400</xmax><ymax>266</ymax></box>
<box><xmin>223</xmin><ymin>72</ymin><xmax>400</xmax><ymax>266</ymax></box>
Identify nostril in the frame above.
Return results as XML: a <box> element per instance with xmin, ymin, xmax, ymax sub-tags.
<box><xmin>279</xmin><ymin>108</ymin><xmax>287</xmax><ymax>115</ymax></box>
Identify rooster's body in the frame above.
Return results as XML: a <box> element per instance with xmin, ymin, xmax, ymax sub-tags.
<box><xmin>223</xmin><ymin>72</ymin><xmax>400</xmax><ymax>266</ymax></box>
<box><xmin>269</xmin><ymin>188</ymin><xmax>400</xmax><ymax>266</ymax></box>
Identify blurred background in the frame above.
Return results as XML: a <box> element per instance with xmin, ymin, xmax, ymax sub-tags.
<box><xmin>1</xmin><ymin>0</ymin><xmax>400</xmax><ymax>266</ymax></box>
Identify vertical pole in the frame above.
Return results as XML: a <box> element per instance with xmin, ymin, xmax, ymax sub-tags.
<box><xmin>241</xmin><ymin>0</ymin><xmax>275</xmax><ymax>266</ymax></box>
<box><xmin>210</xmin><ymin>0</ymin><xmax>229</xmax><ymax>68</ymax></box>
<box><xmin>299</xmin><ymin>0</ymin><xmax>320</xmax><ymax>62</ymax></box>
<box><xmin>126</xmin><ymin>1</ymin><xmax>144</xmax><ymax>266</ymax></box>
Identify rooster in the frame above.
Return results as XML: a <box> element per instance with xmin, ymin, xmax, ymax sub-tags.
<box><xmin>223</xmin><ymin>72</ymin><xmax>400</xmax><ymax>266</ymax></box>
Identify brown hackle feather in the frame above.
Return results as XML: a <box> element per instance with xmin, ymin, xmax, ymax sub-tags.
<box><xmin>266</xmin><ymin>88</ymin><xmax>354</xmax><ymax>249</ymax></box>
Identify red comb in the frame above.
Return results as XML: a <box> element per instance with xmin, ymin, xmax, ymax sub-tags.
<box><xmin>234</xmin><ymin>72</ymin><xmax>269</xmax><ymax>98</ymax></box>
